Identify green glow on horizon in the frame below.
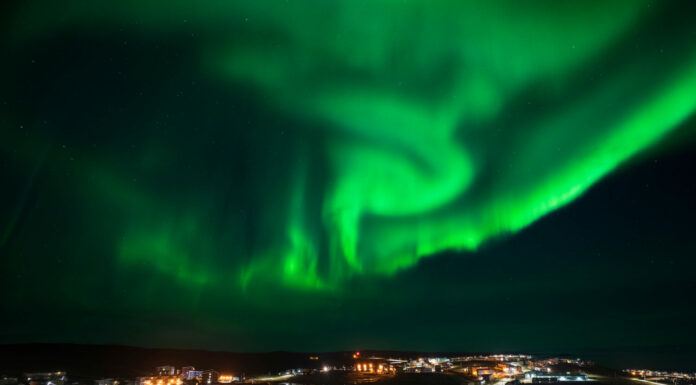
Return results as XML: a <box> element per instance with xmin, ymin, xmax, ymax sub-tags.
<box><xmin>5</xmin><ymin>0</ymin><xmax>696</xmax><ymax>294</ymax></box>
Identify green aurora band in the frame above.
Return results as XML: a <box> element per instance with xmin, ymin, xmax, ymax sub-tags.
<box><xmin>3</xmin><ymin>0</ymin><xmax>696</xmax><ymax>295</ymax></box>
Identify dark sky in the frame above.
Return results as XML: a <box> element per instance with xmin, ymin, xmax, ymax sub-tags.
<box><xmin>1</xmin><ymin>0</ymin><xmax>695</xmax><ymax>366</ymax></box>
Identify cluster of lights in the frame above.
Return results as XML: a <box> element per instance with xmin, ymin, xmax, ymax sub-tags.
<box><xmin>217</xmin><ymin>375</ymin><xmax>234</xmax><ymax>384</ymax></box>
<box><xmin>355</xmin><ymin>363</ymin><xmax>393</xmax><ymax>374</ymax></box>
<box><xmin>627</xmin><ymin>369</ymin><xmax>695</xmax><ymax>379</ymax></box>
<box><xmin>142</xmin><ymin>378</ymin><xmax>181</xmax><ymax>385</ymax></box>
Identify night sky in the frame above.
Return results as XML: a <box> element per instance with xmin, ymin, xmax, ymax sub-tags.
<box><xmin>1</xmin><ymin>0</ymin><xmax>696</xmax><ymax>358</ymax></box>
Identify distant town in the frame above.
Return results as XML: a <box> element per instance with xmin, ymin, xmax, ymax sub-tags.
<box><xmin>2</xmin><ymin>353</ymin><xmax>695</xmax><ymax>385</ymax></box>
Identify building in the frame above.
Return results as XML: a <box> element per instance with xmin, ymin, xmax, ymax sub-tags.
<box><xmin>25</xmin><ymin>372</ymin><xmax>67</xmax><ymax>385</ymax></box>
<box><xmin>525</xmin><ymin>371</ymin><xmax>588</xmax><ymax>383</ymax></box>
<box><xmin>180</xmin><ymin>368</ymin><xmax>195</xmax><ymax>380</ymax></box>
<box><xmin>156</xmin><ymin>367</ymin><xmax>176</xmax><ymax>377</ymax></box>
<box><xmin>184</xmin><ymin>371</ymin><xmax>202</xmax><ymax>381</ymax></box>
<box><xmin>201</xmin><ymin>371</ymin><xmax>219</xmax><ymax>384</ymax></box>
<box><xmin>354</xmin><ymin>358</ymin><xmax>395</xmax><ymax>374</ymax></box>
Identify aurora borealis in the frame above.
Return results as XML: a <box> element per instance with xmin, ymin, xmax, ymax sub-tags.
<box><xmin>2</xmin><ymin>0</ymin><xmax>696</xmax><ymax>354</ymax></box>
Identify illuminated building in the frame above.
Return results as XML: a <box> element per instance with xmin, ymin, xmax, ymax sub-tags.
<box><xmin>156</xmin><ymin>367</ymin><xmax>176</xmax><ymax>377</ymax></box>
<box><xmin>180</xmin><ymin>368</ymin><xmax>195</xmax><ymax>380</ymax></box>
<box><xmin>184</xmin><ymin>371</ymin><xmax>202</xmax><ymax>381</ymax></box>
<box><xmin>525</xmin><ymin>371</ymin><xmax>588</xmax><ymax>382</ymax></box>
<box><xmin>201</xmin><ymin>371</ymin><xmax>219</xmax><ymax>384</ymax></box>
<box><xmin>355</xmin><ymin>359</ymin><xmax>396</xmax><ymax>374</ymax></box>
<box><xmin>24</xmin><ymin>372</ymin><xmax>67</xmax><ymax>385</ymax></box>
